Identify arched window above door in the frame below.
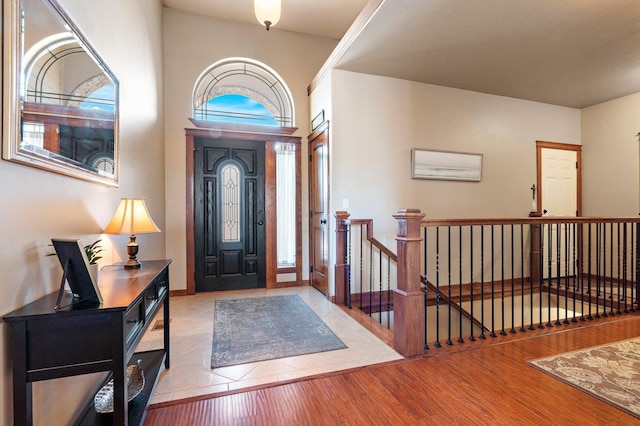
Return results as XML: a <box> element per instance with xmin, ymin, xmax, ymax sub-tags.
<box><xmin>192</xmin><ymin>58</ymin><xmax>294</xmax><ymax>127</ymax></box>
<box><xmin>203</xmin><ymin>94</ymin><xmax>277</xmax><ymax>126</ymax></box>
<box><xmin>23</xmin><ymin>33</ymin><xmax>115</xmax><ymax>109</ymax></box>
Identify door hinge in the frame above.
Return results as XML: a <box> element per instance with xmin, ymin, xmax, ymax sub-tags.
<box><xmin>576</xmin><ymin>161</ymin><xmax>578</xmax><ymax>169</ymax></box>
<box><xmin>310</xmin><ymin>266</ymin><xmax>313</xmax><ymax>273</ymax></box>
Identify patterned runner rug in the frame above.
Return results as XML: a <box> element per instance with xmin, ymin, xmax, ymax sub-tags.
<box><xmin>527</xmin><ymin>338</ymin><xmax>640</xmax><ymax>418</ymax></box>
<box><xmin>211</xmin><ymin>294</ymin><xmax>347</xmax><ymax>368</ymax></box>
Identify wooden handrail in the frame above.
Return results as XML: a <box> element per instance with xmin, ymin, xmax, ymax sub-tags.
<box><xmin>341</xmin><ymin>209</ymin><xmax>640</xmax><ymax>358</ymax></box>
<box><xmin>422</xmin><ymin>216</ymin><xmax>640</xmax><ymax>227</ymax></box>
<box><xmin>349</xmin><ymin>218</ymin><xmax>397</xmax><ymax>262</ymax></box>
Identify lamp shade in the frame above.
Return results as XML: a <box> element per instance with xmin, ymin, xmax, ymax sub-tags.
<box><xmin>103</xmin><ymin>198</ymin><xmax>160</xmax><ymax>235</ymax></box>
<box><xmin>254</xmin><ymin>0</ymin><xmax>280</xmax><ymax>30</ymax></box>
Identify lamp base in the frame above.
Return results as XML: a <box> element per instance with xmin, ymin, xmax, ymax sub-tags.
<box><xmin>124</xmin><ymin>234</ymin><xmax>141</xmax><ymax>269</ymax></box>
<box><xmin>124</xmin><ymin>259</ymin><xmax>141</xmax><ymax>269</ymax></box>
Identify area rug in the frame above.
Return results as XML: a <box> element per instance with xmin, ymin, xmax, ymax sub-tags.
<box><xmin>211</xmin><ymin>295</ymin><xmax>347</xmax><ymax>368</ymax></box>
<box><xmin>527</xmin><ymin>338</ymin><xmax>640</xmax><ymax>418</ymax></box>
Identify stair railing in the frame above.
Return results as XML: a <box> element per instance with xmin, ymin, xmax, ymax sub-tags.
<box><xmin>335</xmin><ymin>211</ymin><xmax>397</xmax><ymax>329</ymax></box>
<box><xmin>336</xmin><ymin>210</ymin><xmax>640</xmax><ymax>357</ymax></box>
<box><xmin>407</xmin><ymin>212</ymin><xmax>640</xmax><ymax>357</ymax></box>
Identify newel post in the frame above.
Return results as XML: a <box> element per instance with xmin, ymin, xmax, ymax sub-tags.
<box><xmin>335</xmin><ymin>211</ymin><xmax>351</xmax><ymax>306</ymax></box>
<box><xmin>530</xmin><ymin>223</ymin><xmax>542</xmax><ymax>285</ymax></box>
<box><xmin>393</xmin><ymin>209</ymin><xmax>426</xmax><ymax>357</ymax></box>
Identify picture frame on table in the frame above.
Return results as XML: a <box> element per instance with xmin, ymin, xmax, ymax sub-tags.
<box><xmin>51</xmin><ymin>238</ymin><xmax>103</xmax><ymax>308</ymax></box>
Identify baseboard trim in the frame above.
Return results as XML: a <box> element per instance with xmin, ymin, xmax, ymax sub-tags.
<box><xmin>269</xmin><ymin>280</ymin><xmax>309</xmax><ymax>289</ymax></box>
<box><xmin>171</xmin><ymin>281</ymin><xmax>311</xmax><ymax>295</ymax></box>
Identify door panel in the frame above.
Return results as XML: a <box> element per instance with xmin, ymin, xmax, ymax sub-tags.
<box><xmin>309</xmin><ymin>126</ymin><xmax>329</xmax><ymax>296</ymax></box>
<box><xmin>541</xmin><ymin>147</ymin><xmax>578</xmax><ymax>279</ymax></box>
<box><xmin>195</xmin><ymin>137</ymin><xmax>266</xmax><ymax>291</ymax></box>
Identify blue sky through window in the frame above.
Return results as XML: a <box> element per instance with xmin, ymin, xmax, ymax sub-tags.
<box><xmin>80</xmin><ymin>83</ymin><xmax>115</xmax><ymax>111</ymax></box>
<box><xmin>196</xmin><ymin>94</ymin><xmax>277</xmax><ymax>125</ymax></box>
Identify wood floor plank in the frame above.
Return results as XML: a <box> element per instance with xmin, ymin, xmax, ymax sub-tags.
<box><xmin>145</xmin><ymin>315</ymin><xmax>640</xmax><ymax>425</ymax></box>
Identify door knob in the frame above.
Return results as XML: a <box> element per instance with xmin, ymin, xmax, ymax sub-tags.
<box><xmin>320</xmin><ymin>219</ymin><xmax>327</xmax><ymax>225</ymax></box>
<box><xmin>257</xmin><ymin>220</ymin><xmax>264</xmax><ymax>225</ymax></box>
<box><xmin>543</xmin><ymin>209</ymin><xmax>548</xmax><ymax>214</ymax></box>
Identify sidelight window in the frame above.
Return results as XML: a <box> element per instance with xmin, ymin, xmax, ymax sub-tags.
<box><xmin>276</xmin><ymin>144</ymin><xmax>296</xmax><ymax>267</ymax></box>
<box><xmin>21</xmin><ymin>122</ymin><xmax>45</xmax><ymax>148</ymax></box>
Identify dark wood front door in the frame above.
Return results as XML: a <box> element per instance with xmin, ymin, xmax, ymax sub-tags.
<box><xmin>309</xmin><ymin>123</ymin><xmax>329</xmax><ymax>296</ymax></box>
<box><xmin>194</xmin><ymin>137</ymin><xmax>266</xmax><ymax>291</ymax></box>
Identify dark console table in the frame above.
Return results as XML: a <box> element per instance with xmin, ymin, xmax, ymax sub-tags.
<box><xmin>3</xmin><ymin>259</ymin><xmax>172</xmax><ymax>425</ymax></box>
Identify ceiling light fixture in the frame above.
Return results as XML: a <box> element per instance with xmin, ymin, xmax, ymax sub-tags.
<box><xmin>254</xmin><ymin>0</ymin><xmax>281</xmax><ymax>31</ymax></box>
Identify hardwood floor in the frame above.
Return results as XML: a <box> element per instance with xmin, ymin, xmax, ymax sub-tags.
<box><xmin>145</xmin><ymin>315</ymin><xmax>640</xmax><ymax>425</ymax></box>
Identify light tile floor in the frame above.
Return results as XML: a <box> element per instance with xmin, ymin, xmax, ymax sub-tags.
<box><xmin>138</xmin><ymin>286</ymin><xmax>402</xmax><ymax>405</ymax></box>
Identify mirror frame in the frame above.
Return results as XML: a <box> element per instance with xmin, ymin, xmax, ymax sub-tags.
<box><xmin>2</xmin><ymin>0</ymin><xmax>120</xmax><ymax>186</ymax></box>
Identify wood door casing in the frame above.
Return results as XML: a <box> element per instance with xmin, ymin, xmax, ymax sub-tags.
<box><xmin>185</xmin><ymin>128</ymin><xmax>302</xmax><ymax>295</ymax></box>
<box><xmin>309</xmin><ymin>122</ymin><xmax>329</xmax><ymax>296</ymax></box>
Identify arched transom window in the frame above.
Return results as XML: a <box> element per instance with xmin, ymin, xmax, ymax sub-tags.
<box><xmin>192</xmin><ymin>58</ymin><xmax>294</xmax><ymax>127</ymax></box>
<box><xmin>23</xmin><ymin>33</ymin><xmax>115</xmax><ymax>110</ymax></box>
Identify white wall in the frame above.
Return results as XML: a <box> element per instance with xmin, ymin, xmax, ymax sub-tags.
<box><xmin>0</xmin><ymin>0</ymin><xmax>165</xmax><ymax>423</ymax></box>
<box><xmin>163</xmin><ymin>9</ymin><xmax>338</xmax><ymax>290</ymax></box>
<box><xmin>309</xmin><ymin>73</ymin><xmax>332</xmax><ymax>129</ymax></box>
<box><xmin>317</xmin><ymin>69</ymin><xmax>581</xmax><ymax>294</ymax></box>
<box><xmin>581</xmin><ymin>92</ymin><xmax>640</xmax><ymax>216</ymax></box>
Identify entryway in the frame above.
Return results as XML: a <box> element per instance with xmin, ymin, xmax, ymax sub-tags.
<box><xmin>193</xmin><ymin>137</ymin><xmax>266</xmax><ymax>291</ymax></box>
<box><xmin>185</xmin><ymin>127</ymin><xmax>302</xmax><ymax>294</ymax></box>
<box><xmin>142</xmin><ymin>286</ymin><xmax>401</xmax><ymax>405</ymax></box>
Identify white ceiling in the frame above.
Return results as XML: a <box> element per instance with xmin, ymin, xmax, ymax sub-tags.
<box><xmin>164</xmin><ymin>0</ymin><xmax>640</xmax><ymax>109</ymax></box>
<box><xmin>161</xmin><ymin>0</ymin><xmax>369</xmax><ymax>40</ymax></box>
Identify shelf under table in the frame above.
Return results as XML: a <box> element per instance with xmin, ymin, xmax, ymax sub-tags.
<box><xmin>77</xmin><ymin>349</ymin><xmax>166</xmax><ymax>426</ymax></box>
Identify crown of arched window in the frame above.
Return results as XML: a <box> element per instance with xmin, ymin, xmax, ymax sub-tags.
<box><xmin>191</xmin><ymin>58</ymin><xmax>295</xmax><ymax>132</ymax></box>
<box><xmin>23</xmin><ymin>33</ymin><xmax>114</xmax><ymax>109</ymax></box>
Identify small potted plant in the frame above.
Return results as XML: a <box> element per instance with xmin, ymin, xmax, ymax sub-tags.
<box><xmin>83</xmin><ymin>239</ymin><xmax>104</xmax><ymax>283</ymax></box>
<box><xmin>48</xmin><ymin>239</ymin><xmax>104</xmax><ymax>282</ymax></box>
<box><xmin>83</xmin><ymin>239</ymin><xmax>104</xmax><ymax>265</ymax></box>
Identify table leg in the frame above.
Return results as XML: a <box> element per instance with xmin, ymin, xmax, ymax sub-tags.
<box><xmin>12</xmin><ymin>321</ymin><xmax>33</xmax><ymax>425</ymax></box>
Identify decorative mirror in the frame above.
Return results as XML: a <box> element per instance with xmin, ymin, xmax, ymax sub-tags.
<box><xmin>2</xmin><ymin>0</ymin><xmax>119</xmax><ymax>186</ymax></box>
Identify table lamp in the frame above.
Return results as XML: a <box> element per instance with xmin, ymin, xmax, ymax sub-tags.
<box><xmin>104</xmin><ymin>198</ymin><xmax>160</xmax><ymax>269</ymax></box>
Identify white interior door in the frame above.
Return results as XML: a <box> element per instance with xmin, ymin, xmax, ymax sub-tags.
<box><xmin>541</xmin><ymin>147</ymin><xmax>578</xmax><ymax>278</ymax></box>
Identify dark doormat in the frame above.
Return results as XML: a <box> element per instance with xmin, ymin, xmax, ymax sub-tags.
<box><xmin>211</xmin><ymin>294</ymin><xmax>347</xmax><ymax>368</ymax></box>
